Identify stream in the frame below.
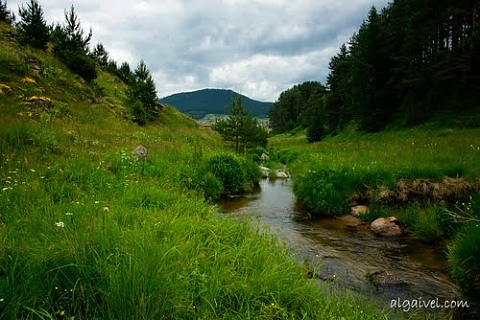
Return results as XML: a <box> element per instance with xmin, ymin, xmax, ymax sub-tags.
<box><xmin>217</xmin><ymin>178</ymin><xmax>458</xmax><ymax>315</ymax></box>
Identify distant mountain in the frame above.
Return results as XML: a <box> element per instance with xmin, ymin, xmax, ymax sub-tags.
<box><xmin>160</xmin><ymin>88</ymin><xmax>272</xmax><ymax>119</ymax></box>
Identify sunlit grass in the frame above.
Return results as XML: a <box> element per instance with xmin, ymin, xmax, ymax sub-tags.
<box><xmin>270</xmin><ymin>127</ymin><xmax>480</xmax><ymax>180</ymax></box>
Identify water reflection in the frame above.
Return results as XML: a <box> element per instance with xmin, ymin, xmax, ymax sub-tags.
<box><xmin>217</xmin><ymin>178</ymin><xmax>457</xmax><ymax>308</ymax></box>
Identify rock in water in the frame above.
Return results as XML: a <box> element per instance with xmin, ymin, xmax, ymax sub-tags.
<box><xmin>134</xmin><ymin>145</ymin><xmax>148</xmax><ymax>159</ymax></box>
<box><xmin>370</xmin><ymin>217</ymin><xmax>404</xmax><ymax>236</ymax></box>
<box><xmin>276</xmin><ymin>171</ymin><xmax>288</xmax><ymax>178</ymax></box>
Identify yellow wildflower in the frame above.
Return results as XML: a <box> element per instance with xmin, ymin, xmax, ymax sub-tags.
<box><xmin>22</xmin><ymin>77</ymin><xmax>36</xmax><ymax>84</ymax></box>
<box><xmin>27</xmin><ymin>112</ymin><xmax>33</xmax><ymax>117</ymax></box>
<box><xmin>18</xmin><ymin>112</ymin><xmax>24</xmax><ymax>116</ymax></box>
<box><xmin>0</xmin><ymin>84</ymin><xmax>12</xmax><ymax>94</ymax></box>
<box><xmin>27</xmin><ymin>96</ymin><xmax>51</xmax><ymax>102</ymax></box>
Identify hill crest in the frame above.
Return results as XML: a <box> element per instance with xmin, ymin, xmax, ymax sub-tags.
<box><xmin>160</xmin><ymin>88</ymin><xmax>272</xmax><ymax>119</ymax></box>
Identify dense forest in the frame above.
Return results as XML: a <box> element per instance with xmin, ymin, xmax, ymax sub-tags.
<box><xmin>270</xmin><ymin>0</ymin><xmax>480</xmax><ymax>138</ymax></box>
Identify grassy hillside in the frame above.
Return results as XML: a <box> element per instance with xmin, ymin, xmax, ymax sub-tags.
<box><xmin>160</xmin><ymin>88</ymin><xmax>272</xmax><ymax>119</ymax></box>
<box><xmin>0</xmin><ymin>22</ymin><xmax>390</xmax><ymax>319</ymax></box>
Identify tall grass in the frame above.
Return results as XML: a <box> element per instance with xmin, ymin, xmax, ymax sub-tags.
<box><xmin>0</xmin><ymin>139</ymin><xmax>388</xmax><ymax>318</ymax></box>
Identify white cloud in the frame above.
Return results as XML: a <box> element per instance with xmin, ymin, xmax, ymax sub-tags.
<box><xmin>7</xmin><ymin>0</ymin><xmax>389</xmax><ymax>101</ymax></box>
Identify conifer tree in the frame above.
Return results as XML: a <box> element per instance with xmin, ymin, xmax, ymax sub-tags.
<box><xmin>127</xmin><ymin>60</ymin><xmax>159</xmax><ymax>125</ymax></box>
<box><xmin>0</xmin><ymin>0</ymin><xmax>15</xmax><ymax>24</ymax></box>
<box><xmin>118</xmin><ymin>61</ymin><xmax>134</xmax><ymax>85</ymax></box>
<box><xmin>52</xmin><ymin>5</ymin><xmax>97</xmax><ymax>81</ymax></box>
<box><xmin>92</xmin><ymin>43</ymin><xmax>109</xmax><ymax>68</ymax></box>
<box><xmin>213</xmin><ymin>95</ymin><xmax>267</xmax><ymax>153</ymax></box>
<box><xmin>16</xmin><ymin>0</ymin><xmax>49</xmax><ymax>50</ymax></box>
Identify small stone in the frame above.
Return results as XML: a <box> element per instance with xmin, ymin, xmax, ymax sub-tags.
<box><xmin>134</xmin><ymin>145</ymin><xmax>148</xmax><ymax>159</ymax></box>
<box><xmin>370</xmin><ymin>216</ymin><xmax>405</xmax><ymax>236</ymax></box>
<box><xmin>276</xmin><ymin>171</ymin><xmax>288</xmax><ymax>178</ymax></box>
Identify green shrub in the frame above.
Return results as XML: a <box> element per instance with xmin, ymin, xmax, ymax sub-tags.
<box><xmin>250</xmin><ymin>146</ymin><xmax>269</xmax><ymax>163</ymax></box>
<box><xmin>359</xmin><ymin>205</ymin><xmax>393</xmax><ymax>223</ymax></box>
<box><xmin>206</xmin><ymin>152</ymin><xmax>244</xmax><ymax>194</ymax></box>
<box><xmin>410</xmin><ymin>205</ymin><xmax>446</xmax><ymax>242</ymax></box>
<box><xmin>293</xmin><ymin>169</ymin><xmax>350</xmax><ymax>216</ymax></box>
<box><xmin>177</xmin><ymin>164</ymin><xmax>222</xmax><ymax>200</ymax></box>
<box><xmin>239</xmin><ymin>157</ymin><xmax>261</xmax><ymax>190</ymax></box>
<box><xmin>448</xmin><ymin>224</ymin><xmax>480</xmax><ymax>312</ymax></box>
<box><xmin>275</xmin><ymin>149</ymin><xmax>298</xmax><ymax>165</ymax></box>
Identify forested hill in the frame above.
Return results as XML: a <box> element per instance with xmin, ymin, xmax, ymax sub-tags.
<box><xmin>269</xmin><ymin>0</ymin><xmax>480</xmax><ymax>136</ymax></box>
<box><xmin>160</xmin><ymin>89</ymin><xmax>273</xmax><ymax>119</ymax></box>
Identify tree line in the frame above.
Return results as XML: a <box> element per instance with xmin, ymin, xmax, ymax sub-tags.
<box><xmin>0</xmin><ymin>0</ymin><xmax>159</xmax><ymax>125</ymax></box>
<box><xmin>269</xmin><ymin>0</ymin><xmax>480</xmax><ymax>141</ymax></box>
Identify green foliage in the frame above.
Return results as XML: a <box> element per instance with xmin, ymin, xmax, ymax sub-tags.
<box><xmin>275</xmin><ymin>149</ymin><xmax>298</xmax><ymax>165</ymax></box>
<box><xmin>206</xmin><ymin>152</ymin><xmax>245</xmax><ymax>194</ymax></box>
<box><xmin>269</xmin><ymin>81</ymin><xmax>326</xmax><ymax>133</ymax></box>
<box><xmin>16</xmin><ymin>0</ymin><xmax>50</xmax><ymax>50</ymax></box>
<box><xmin>239</xmin><ymin>157</ymin><xmax>261</xmax><ymax>191</ymax></box>
<box><xmin>293</xmin><ymin>168</ymin><xmax>350</xmax><ymax>217</ymax></box>
<box><xmin>0</xmin><ymin>0</ymin><xmax>15</xmax><ymax>24</ymax></box>
<box><xmin>319</xmin><ymin>1</ymin><xmax>480</xmax><ymax>134</ymax></box>
<box><xmin>306</xmin><ymin>104</ymin><xmax>327</xmax><ymax>143</ymax></box>
<box><xmin>91</xmin><ymin>42</ymin><xmax>109</xmax><ymax>68</ymax></box>
<box><xmin>52</xmin><ymin>5</ymin><xmax>97</xmax><ymax>82</ymax></box>
<box><xmin>117</xmin><ymin>61</ymin><xmax>134</xmax><ymax>85</ymax></box>
<box><xmin>409</xmin><ymin>205</ymin><xmax>449</xmax><ymax>242</ymax></box>
<box><xmin>127</xmin><ymin>60</ymin><xmax>159</xmax><ymax>125</ymax></box>
<box><xmin>213</xmin><ymin>95</ymin><xmax>268</xmax><ymax>153</ymax></box>
<box><xmin>448</xmin><ymin>223</ymin><xmax>480</xmax><ymax>313</ymax></box>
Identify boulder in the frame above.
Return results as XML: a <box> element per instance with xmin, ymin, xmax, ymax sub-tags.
<box><xmin>370</xmin><ymin>217</ymin><xmax>404</xmax><ymax>236</ymax></box>
<box><xmin>351</xmin><ymin>205</ymin><xmax>369</xmax><ymax>216</ymax></box>
<box><xmin>134</xmin><ymin>145</ymin><xmax>148</xmax><ymax>159</ymax></box>
<box><xmin>276</xmin><ymin>171</ymin><xmax>288</xmax><ymax>178</ymax></box>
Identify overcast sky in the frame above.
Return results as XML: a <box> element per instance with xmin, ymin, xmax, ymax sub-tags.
<box><xmin>8</xmin><ymin>0</ymin><xmax>388</xmax><ymax>101</ymax></box>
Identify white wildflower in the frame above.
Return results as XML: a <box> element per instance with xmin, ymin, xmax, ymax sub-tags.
<box><xmin>55</xmin><ymin>221</ymin><xmax>65</xmax><ymax>228</ymax></box>
<box><xmin>65</xmin><ymin>212</ymin><xmax>73</xmax><ymax>216</ymax></box>
<box><xmin>30</xmin><ymin>169</ymin><xmax>35</xmax><ymax>172</ymax></box>
<box><xmin>94</xmin><ymin>200</ymin><xmax>99</xmax><ymax>204</ymax></box>
<box><xmin>103</xmin><ymin>207</ymin><xmax>110</xmax><ymax>212</ymax></box>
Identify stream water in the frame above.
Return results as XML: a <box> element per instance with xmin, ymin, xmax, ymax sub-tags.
<box><xmin>217</xmin><ymin>178</ymin><xmax>458</xmax><ymax>315</ymax></box>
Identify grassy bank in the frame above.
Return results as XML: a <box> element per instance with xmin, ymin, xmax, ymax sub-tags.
<box><xmin>0</xmin><ymin>22</ymin><xmax>390</xmax><ymax>319</ymax></box>
<box><xmin>268</xmin><ymin>126</ymin><xmax>480</xmax><ymax>316</ymax></box>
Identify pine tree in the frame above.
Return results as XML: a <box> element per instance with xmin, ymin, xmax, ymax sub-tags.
<box><xmin>0</xmin><ymin>0</ymin><xmax>15</xmax><ymax>24</ymax></box>
<box><xmin>16</xmin><ymin>0</ymin><xmax>49</xmax><ymax>50</ymax></box>
<box><xmin>269</xmin><ymin>81</ymin><xmax>326</xmax><ymax>133</ymax></box>
<box><xmin>127</xmin><ymin>60</ymin><xmax>159</xmax><ymax>125</ymax></box>
<box><xmin>52</xmin><ymin>5</ymin><xmax>97</xmax><ymax>81</ymax></box>
<box><xmin>118</xmin><ymin>61</ymin><xmax>134</xmax><ymax>85</ymax></box>
<box><xmin>213</xmin><ymin>95</ymin><xmax>267</xmax><ymax>153</ymax></box>
<box><xmin>92</xmin><ymin>43</ymin><xmax>109</xmax><ymax>68</ymax></box>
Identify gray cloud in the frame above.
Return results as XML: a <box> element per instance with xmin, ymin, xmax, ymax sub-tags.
<box><xmin>8</xmin><ymin>0</ymin><xmax>388</xmax><ymax>101</ymax></box>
